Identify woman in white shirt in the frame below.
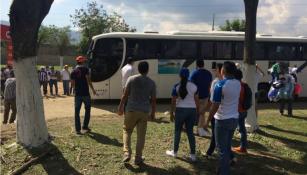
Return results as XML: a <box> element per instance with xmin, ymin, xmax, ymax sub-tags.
<box><xmin>166</xmin><ymin>68</ymin><xmax>199</xmax><ymax>162</ymax></box>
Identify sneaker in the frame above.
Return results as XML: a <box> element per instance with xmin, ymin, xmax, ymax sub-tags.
<box><xmin>230</xmin><ymin>157</ymin><xmax>238</xmax><ymax>167</ymax></box>
<box><xmin>76</xmin><ymin>131</ymin><xmax>82</xmax><ymax>135</ymax></box>
<box><xmin>203</xmin><ymin>128</ymin><xmax>211</xmax><ymax>137</ymax></box>
<box><xmin>198</xmin><ymin>128</ymin><xmax>206</xmax><ymax>137</ymax></box>
<box><xmin>123</xmin><ymin>154</ymin><xmax>131</xmax><ymax>163</ymax></box>
<box><xmin>166</xmin><ymin>150</ymin><xmax>177</xmax><ymax>158</ymax></box>
<box><xmin>232</xmin><ymin>147</ymin><xmax>248</xmax><ymax>154</ymax></box>
<box><xmin>189</xmin><ymin>154</ymin><xmax>197</xmax><ymax>162</ymax></box>
<box><xmin>82</xmin><ymin>127</ymin><xmax>92</xmax><ymax>133</ymax></box>
<box><xmin>202</xmin><ymin>152</ymin><xmax>213</xmax><ymax>159</ymax></box>
<box><xmin>134</xmin><ymin>157</ymin><xmax>145</xmax><ymax>166</ymax></box>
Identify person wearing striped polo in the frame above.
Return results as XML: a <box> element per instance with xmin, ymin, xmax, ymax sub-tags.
<box><xmin>39</xmin><ymin>66</ymin><xmax>48</xmax><ymax>96</ymax></box>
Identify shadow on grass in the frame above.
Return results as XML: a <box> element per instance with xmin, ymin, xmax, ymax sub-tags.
<box><xmin>151</xmin><ymin>117</ymin><xmax>170</xmax><ymax>124</ymax></box>
<box><xmin>291</xmin><ymin>115</ymin><xmax>307</xmax><ymax>121</ymax></box>
<box><xmin>232</xmin><ymin>139</ymin><xmax>269</xmax><ymax>152</ymax></box>
<box><xmin>257</xmin><ymin>102</ymin><xmax>307</xmax><ymax>110</ymax></box>
<box><xmin>26</xmin><ymin>143</ymin><xmax>82</xmax><ymax>175</ymax></box>
<box><xmin>87</xmin><ymin>131</ymin><xmax>123</xmax><ymax>147</ymax></box>
<box><xmin>253</xmin><ymin>129</ymin><xmax>307</xmax><ymax>174</ymax></box>
<box><xmin>124</xmin><ymin>163</ymin><xmax>194</xmax><ymax>175</ymax></box>
<box><xmin>260</xmin><ymin>124</ymin><xmax>307</xmax><ymax>137</ymax></box>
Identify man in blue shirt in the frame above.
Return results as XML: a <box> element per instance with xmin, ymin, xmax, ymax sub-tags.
<box><xmin>190</xmin><ymin>59</ymin><xmax>212</xmax><ymax>137</ymax></box>
<box><xmin>205</xmin><ymin>61</ymin><xmax>241</xmax><ymax>175</ymax></box>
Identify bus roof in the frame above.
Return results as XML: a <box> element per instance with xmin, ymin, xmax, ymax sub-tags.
<box><xmin>92</xmin><ymin>32</ymin><xmax>307</xmax><ymax>43</ymax></box>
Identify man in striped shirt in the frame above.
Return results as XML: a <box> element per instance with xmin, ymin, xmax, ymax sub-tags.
<box><xmin>39</xmin><ymin>66</ymin><xmax>48</xmax><ymax>96</ymax></box>
<box><xmin>3</xmin><ymin>71</ymin><xmax>16</xmax><ymax>124</ymax></box>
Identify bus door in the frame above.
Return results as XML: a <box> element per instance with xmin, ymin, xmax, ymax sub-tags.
<box><xmin>89</xmin><ymin>38</ymin><xmax>124</xmax><ymax>99</ymax></box>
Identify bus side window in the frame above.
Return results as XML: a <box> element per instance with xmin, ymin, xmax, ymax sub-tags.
<box><xmin>216</xmin><ymin>41</ymin><xmax>232</xmax><ymax>60</ymax></box>
<box><xmin>144</xmin><ymin>39</ymin><xmax>161</xmax><ymax>59</ymax></box>
<box><xmin>255</xmin><ymin>42</ymin><xmax>266</xmax><ymax>60</ymax></box>
<box><xmin>304</xmin><ymin>44</ymin><xmax>307</xmax><ymax>60</ymax></box>
<box><xmin>234</xmin><ymin>41</ymin><xmax>243</xmax><ymax>60</ymax></box>
<box><xmin>161</xmin><ymin>40</ymin><xmax>180</xmax><ymax>59</ymax></box>
<box><xmin>180</xmin><ymin>40</ymin><xmax>197</xmax><ymax>59</ymax></box>
<box><xmin>200</xmin><ymin>41</ymin><xmax>214</xmax><ymax>60</ymax></box>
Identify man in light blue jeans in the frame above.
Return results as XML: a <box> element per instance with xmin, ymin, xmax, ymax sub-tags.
<box><xmin>205</xmin><ymin>61</ymin><xmax>240</xmax><ymax>175</ymax></box>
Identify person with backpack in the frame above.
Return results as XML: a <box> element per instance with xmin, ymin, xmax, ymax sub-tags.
<box><xmin>71</xmin><ymin>56</ymin><xmax>96</xmax><ymax>135</ymax></box>
<box><xmin>232</xmin><ymin>69</ymin><xmax>252</xmax><ymax>154</ymax></box>
<box><xmin>205</xmin><ymin>61</ymin><xmax>241</xmax><ymax>175</ymax></box>
<box><xmin>166</xmin><ymin>68</ymin><xmax>199</xmax><ymax>162</ymax></box>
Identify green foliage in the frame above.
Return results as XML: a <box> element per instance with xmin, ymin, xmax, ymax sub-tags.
<box><xmin>70</xmin><ymin>1</ymin><xmax>136</xmax><ymax>54</ymax></box>
<box><xmin>38</xmin><ymin>25</ymin><xmax>71</xmax><ymax>55</ymax></box>
<box><xmin>219</xmin><ymin>19</ymin><xmax>246</xmax><ymax>31</ymax></box>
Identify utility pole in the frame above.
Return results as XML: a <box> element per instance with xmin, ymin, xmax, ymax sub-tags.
<box><xmin>212</xmin><ymin>13</ymin><xmax>215</xmax><ymax>31</ymax></box>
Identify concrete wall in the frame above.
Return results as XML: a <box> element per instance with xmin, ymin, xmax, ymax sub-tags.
<box><xmin>1</xmin><ymin>43</ymin><xmax>79</xmax><ymax>67</ymax></box>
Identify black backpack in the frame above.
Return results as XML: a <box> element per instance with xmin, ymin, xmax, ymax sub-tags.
<box><xmin>242</xmin><ymin>83</ymin><xmax>252</xmax><ymax>110</ymax></box>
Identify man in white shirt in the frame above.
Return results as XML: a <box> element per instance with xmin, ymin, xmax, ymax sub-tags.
<box><xmin>205</xmin><ymin>61</ymin><xmax>241</xmax><ymax>175</ymax></box>
<box><xmin>61</xmin><ymin>65</ymin><xmax>71</xmax><ymax>95</ymax></box>
<box><xmin>289</xmin><ymin>65</ymin><xmax>298</xmax><ymax>83</ymax></box>
<box><xmin>121</xmin><ymin>57</ymin><xmax>135</xmax><ymax>90</ymax></box>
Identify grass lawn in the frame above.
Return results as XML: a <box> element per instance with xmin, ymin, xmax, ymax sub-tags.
<box><xmin>1</xmin><ymin>107</ymin><xmax>307</xmax><ymax>175</ymax></box>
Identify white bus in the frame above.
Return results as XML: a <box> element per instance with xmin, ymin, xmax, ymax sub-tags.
<box><xmin>87</xmin><ymin>31</ymin><xmax>307</xmax><ymax>100</ymax></box>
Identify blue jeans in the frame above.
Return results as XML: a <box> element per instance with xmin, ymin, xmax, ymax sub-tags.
<box><xmin>49</xmin><ymin>79</ymin><xmax>58</xmax><ymax>95</ymax></box>
<box><xmin>174</xmin><ymin>108</ymin><xmax>196</xmax><ymax>154</ymax></box>
<box><xmin>215</xmin><ymin>118</ymin><xmax>238</xmax><ymax>175</ymax></box>
<box><xmin>75</xmin><ymin>96</ymin><xmax>91</xmax><ymax>132</ymax></box>
<box><xmin>63</xmin><ymin>80</ymin><xmax>70</xmax><ymax>95</ymax></box>
<box><xmin>206</xmin><ymin>117</ymin><xmax>216</xmax><ymax>155</ymax></box>
<box><xmin>238</xmin><ymin>112</ymin><xmax>248</xmax><ymax>149</ymax></box>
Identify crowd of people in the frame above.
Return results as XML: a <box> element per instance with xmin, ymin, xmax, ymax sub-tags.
<box><xmin>1</xmin><ymin>62</ymin><xmax>75</xmax><ymax>125</ymax></box>
<box><xmin>268</xmin><ymin>62</ymin><xmax>301</xmax><ymax>117</ymax></box>
<box><xmin>1</xmin><ymin>55</ymin><xmax>302</xmax><ymax>174</ymax></box>
<box><xmin>115</xmin><ymin>59</ymin><xmax>252</xmax><ymax>174</ymax></box>
<box><xmin>38</xmin><ymin>64</ymin><xmax>72</xmax><ymax>96</ymax></box>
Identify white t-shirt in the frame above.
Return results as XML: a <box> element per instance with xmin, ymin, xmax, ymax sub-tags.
<box><xmin>172</xmin><ymin>81</ymin><xmax>198</xmax><ymax>108</ymax></box>
<box><xmin>61</xmin><ymin>69</ymin><xmax>70</xmax><ymax>80</ymax></box>
<box><xmin>289</xmin><ymin>67</ymin><xmax>298</xmax><ymax>75</ymax></box>
<box><xmin>211</xmin><ymin>78</ymin><xmax>241</xmax><ymax>120</ymax></box>
<box><xmin>210</xmin><ymin>78</ymin><xmax>220</xmax><ymax>102</ymax></box>
<box><xmin>255</xmin><ymin>70</ymin><xmax>263</xmax><ymax>93</ymax></box>
<box><xmin>121</xmin><ymin>64</ymin><xmax>134</xmax><ymax>88</ymax></box>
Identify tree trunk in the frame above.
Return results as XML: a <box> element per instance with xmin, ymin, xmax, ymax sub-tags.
<box><xmin>9</xmin><ymin>0</ymin><xmax>53</xmax><ymax>147</ymax></box>
<box><xmin>243</xmin><ymin>0</ymin><xmax>259</xmax><ymax>132</ymax></box>
<box><xmin>14</xmin><ymin>57</ymin><xmax>49</xmax><ymax>146</ymax></box>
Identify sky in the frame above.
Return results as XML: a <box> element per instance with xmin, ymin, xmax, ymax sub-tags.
<box><xmin>1</xmin><ymin>0</ymin><xmax>307</xmax><ymax>36</ymax></box>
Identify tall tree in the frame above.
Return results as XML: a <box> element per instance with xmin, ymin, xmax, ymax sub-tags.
<box><xmin>9</xmin><ymin>0</ymin><xmax>53</xmax><ymax>147</ymax></box>
<box><xmin>70</xmin><ymin>1</ymin><xmax>136</xmax><ymax>54</ymax></box>
<box><xmin>220</xmin><ymin>19</ymin><xmax>246</xmax><ymax>31</ymax></box>
<box><xmin>243</xmin><ymin>0</ymin><xmax>259</xmax><ymax>132</ymax></box>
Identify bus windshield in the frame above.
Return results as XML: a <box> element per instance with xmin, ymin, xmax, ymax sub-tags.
<box><xmin>90</xmin><ymin>38</ymin><xmax>123</xmax><ymax>82</ymax></box>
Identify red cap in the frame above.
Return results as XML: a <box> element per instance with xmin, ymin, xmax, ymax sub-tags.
<box><xmin>75</xmin><ymin>56</ymin><xmax>87</xmax><ymax>63</ymax></box>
